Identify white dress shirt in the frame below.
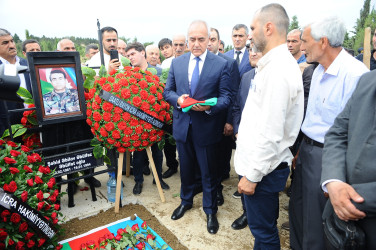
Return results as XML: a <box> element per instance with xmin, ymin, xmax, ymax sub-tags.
<box><xmin>233</xmin><ymin>47</ymin><xmax>246</xmax><ymax>63</ymax></box>
<box><xmin>161</xmin><ymin>56</ymin><xmax>174</xmax><ymax>69</ymax></box>
<box><xmin>234</xmin><ymin>44</ymin><xmax>304</xmax><ymax>182</ymax></box>
<box><xmin>86</xmin><ymin>52</ymin><xmax>124</xmax><ymax>75</ymax></box>
<box><xmin>301</xmin><ymin>49</ymin><xmax>369</xmax><ymax>143</ymax></box>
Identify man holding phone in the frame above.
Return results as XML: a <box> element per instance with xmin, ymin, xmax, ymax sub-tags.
<box><xmin>86</xmin><ymin>26</ymin><xmax>124</xmax><ymax>74</ymax></box>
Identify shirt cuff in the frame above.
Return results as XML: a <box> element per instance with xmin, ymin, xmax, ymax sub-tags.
<box><xmin>321</xmin><ymin>179</ymin><xmax>344</xmax><ymax>192</ymax></box>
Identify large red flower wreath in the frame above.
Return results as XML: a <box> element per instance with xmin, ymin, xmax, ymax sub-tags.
<box><xmin>85</xmin><ymin>67</ymin><xmax>172</xmax><ymax>153</ymax></box>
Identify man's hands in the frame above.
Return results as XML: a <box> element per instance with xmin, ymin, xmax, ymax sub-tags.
<box><xmin>108</xmin><ymin>58</ymin><xmax>121</xmax><ymax>73</ymax></box>
<box><xmin>326</xmin><ymin>181</ymin><xmax>366</xmax><ymax>221</ymax></box>
<box><xmin>223</xmin><ymin>123</ymin><xmax>233</xmax><ymax>136</ymax></box>
<box><xmin>177</xmin><ymin>94</ymin><xmax>210</xmax><ymax>112</ymax></box>
<box><xmin>177</xmin><ymin>94</ymin><xmax>189</xmax><ymax>106</ymax></box>
<box><xmin>238</xmin><ymin>176</ymin><xmax>257</xmax><ymax>195</ymax></box>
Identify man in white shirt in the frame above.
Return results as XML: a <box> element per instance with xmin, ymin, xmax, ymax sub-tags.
<box><xmin>86</xmin><ymin>26</ymin><xmax>123</xmax><ymax>74</ymax></box>
<box><xmin>234</xmin><ymin>4</ymin><xmax>303</xmax><ymax>249</ymax></box>
<box><xmin>289</xmin><ymin>17</ymin><xmax>369</xmax><ymax>250</ymax></box>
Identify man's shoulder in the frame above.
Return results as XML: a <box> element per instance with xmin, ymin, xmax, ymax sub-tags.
<box><xmin>43</xmin><ymin>91</ymin><xmax>53</xmax><ymax>99</ymax></box>
<box><xmin>218</xmin><ymin>53</ymin><xmax>235</xmax><ymax>63</ymax></box>
<box><xmin>341</xmin><ymin>52</ymin><xmax>369</xmax><ymax>76</ymax></box>
<box><xmin>224</xmin><ymin>50</ymin><xmax>233</xmax><ymax>57</ymax></box>
<box><xmin>19</xmin><ymin>57</ymin><xmax>28</xmax><ymax>66</ymax></box>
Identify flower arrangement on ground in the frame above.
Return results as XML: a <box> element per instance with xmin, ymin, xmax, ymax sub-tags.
<box><xmin>80</xmin><ymin>221</ymin><xmax>168</xmax><ymax>250</ymax></box>
<box><xmin>84</xmin><ymin>66</ymin><xmax>172</xmax><ymax>155</ymax></box>
<box><xmin>0</xmin><ymin>140</ymin><xmax>63</xmax><ymax>249</ymax></box>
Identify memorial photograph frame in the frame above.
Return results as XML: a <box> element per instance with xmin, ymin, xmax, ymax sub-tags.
<box><xmin>27</xmin><ymin>52</ymin><xmax>87</xmax><ymax>125</ymax></box>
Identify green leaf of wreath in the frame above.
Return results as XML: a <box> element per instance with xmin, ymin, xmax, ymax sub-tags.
<box><xmin>22</xmin><ymin>98</ymin><xmax>34</xmax><ymax>105</ymax></box>
<box><xmin>81</xmin><ymin>66</ymin><xmax>96</xmax><ymax>78</ymax></box>
<box><xmin>84</xmin><ymin>77</ymin><xmax>95</xmax><ymax>89</ymax></box>
<box><xmin>121</xmin><ymin>57</ymin><xmax>131</xmax><ymax>67</ymax></box>
<box><xmin>160</xmin><ymin>68</ymin><xmax>170</xmax><ymax>83</ymax></box>
<box><xmin>103</xmin><ymin>155</ymin><xmax>111</xmax><ymax>165</ymax></box>
<box><xmin>90</xmin><ymin>138</ymin><xmax>101</xmax><ymax>146</ymax></box>
<box><xmin>146</xmin><ymin>67</ymin><xmax>157</xmax><ymax>76</ymax></box>
<box><xmin>17</xmin><ymin>86</ymin><xmax>32</xmax><ymax>99</ymax></box>
<box><xmin>93</xmin><ymin>145</ymin><xmax>104</xmax><ymax>159</ymax></box>
<box><xmin>27</xmin><ymin>116</ymin><xmax>38</xmax><ymax>125</ymax></box>
<box><xmin>157</xmin><ymin>138</ymin><xmax>165</xmax><ymax>150</ymax></box>
<box><xmin>99</xmin><ymin>65</ymin><xmax>107</xmax><ymax>78</ymax></box>
<box><xmin>13</xmin><ymin>127</ymin><xmax>27</xmax><ymax>138</ymax></box>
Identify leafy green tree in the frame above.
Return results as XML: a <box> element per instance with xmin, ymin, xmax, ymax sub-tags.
<box><xmin>353</xmin><ymin>8</ymin><xmax>376</xmax><ymax>54</ymax></box>
<box><xmin>288</xmin><ymin>15</ymin><xmax>300</xmax><ymax>32</ymax></box>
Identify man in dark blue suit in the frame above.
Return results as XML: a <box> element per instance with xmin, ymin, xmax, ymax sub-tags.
<box><xmin>207</xmin><ymin>27</ymin><xmax>240</xmax><ymax>206</ymax></box>
<box><xmin>225</xmin><ymin>24</ymin><xmax>253</xmax><ymax>79</ymax></box>
<box><xmin>0</xmin><ymin>28</ymin><xmax>32</xmax><ymax>136</ymax></box>
<box><xmin>163</xmin><ymin>20</ymin><xmax>232</xmax><ymax>234</ymax></box>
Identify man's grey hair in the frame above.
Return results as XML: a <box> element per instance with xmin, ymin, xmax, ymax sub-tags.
<box><xmin>188</xmin><ymin>20</ymin><xmax>210</xmax><ymax>37</ymax></box>
<box><xmin>85</xmin><ymin>43</ymin><xmax>98</xmax><ymax>54</ymax></box>
<box><xmin>310</xmin><ymin>16</ymin><xmax>346</xmax><ymax>48</ymax></box>
<box><xmin>233</xmin><ymin>24</ymin><xmax>249</xmax><ymax>35</ymax></box>
<box><xmin>145</xmin><ymin>44</ymin><xmax>159</xmax><ymax>52</ymax></box>
<box><xmin>288</xmin><ymin>29</ymin><xmax>302</xmax><ymax>39</ymax></box>
<box><xmin>57</xmin><ymin>38</ymin><xmax>73</xmax><ymax>51</ymax></box>
<box><xmin>257</xmin><ymin>3</ymin><xmax>289</xmax><ymax>37</ymax></box>
<box><xmin>0</xmin><ymin>28</ymin><xmax>11</xmax><ymax>37</ymax></box>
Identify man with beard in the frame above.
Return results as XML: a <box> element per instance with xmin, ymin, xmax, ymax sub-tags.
<box><xmin>234</xmin><ymin>4</ymin><xmax>304</xmax><ymax>249</ymax></box>
<box><xmin>86</xmin><ymin>26</ymin><xmax>123</xmax><ymax>74</ymax></box>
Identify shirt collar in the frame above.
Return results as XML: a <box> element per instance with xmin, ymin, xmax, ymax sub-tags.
<box><xmin>190</xmin><ymin>49</ymin><xmax>208</xmax><ymax>62</ymax></box>
<box><xmin>235</xmin><ymin>47</ymin><xmax>246</xmax><ymax>55</ymax></box>
<box><xmin>257</xmin><ymin>43</ymin><xmax>287</xmax><ymax>71</ymax></box>
<box><xmin>0</xmin><ymin>55</ymin><xmax>20</xmax><ymax>65</ymax></box>
<box><xmin>324</xmin><ymin>48</ymin><xmax>345</xmax><ymax>76</ymax></box>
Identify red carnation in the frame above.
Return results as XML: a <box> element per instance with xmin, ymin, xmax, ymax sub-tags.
<box><xmin>4</xmin><ymin>157</ymin><xmax>17</xmax><ymax>164</ymax></box>
<box><xmin>113</xmin><ymin>113</ymin><xmax>121</xmax><ymax>122</ymax></box>
<box><xmin>122</xmin><ymin>136</ymin><xmax>131</xmax><ymax>142</ymax></box>
<box><xmin>27</xmin><ymin>178</ymin><xmax>34</xmax><ymax>186</ymax></box>
<box><xmin>142</xmin><ymin>141</ymin><xmax>149</xmax><ymax>146</ymax></box>
<box><xmin>113</xmin><ymin>83</ymin><xmax>120</xmax><ymax>92</ymax></box>
<box><xmin>133</xmin><ymin>96</ymin><xmax>142</xmax><ymax>107</ymax></box>
<box><xmin>27</xmin><ymin>240</ymin><xmax>35</xmax><ymax>249</ymax></box>
<box><xmin>150</xmin><ymin>85</ymin><xmax>157</xmax><ymax>94</ymax></box>
<box><xmin>150</xmin><ymin>135</ymin><xmax>157</xmax><ymax>142</ymax></box>
<box><xmin>131</xmin><ymin>85</ymin><xmax>139</xmax><ymax>94</ymax></box>
<box><xmin>10</xmin><ymin>150</ymin><xmax>22</xmax><ymax>157</ymax></box>
<box><xmin>105</xmin><ymin>122</ymin><xmax>115</xmax><ymax>131</ymax></box>
<box><xmin>121</xmin><ymin>89</ymin><xmax>131</xmax><ymax>99</ymax></box>
<box><xmin>4</xmin><ymin>181</ymin><xmax>17</xmax><ymax>193</ymax></box>
<box><xmin>130</xmin><ymin>118</ymin><xmax>139</xmax><ymax>127</ymax></box>
<box><xmin>135</xmin><ymin>126</ymin><xmax>143</xmax><ymax>134</ymax></box>
<box><xmin>133</xmin><ymin>72</ymin><xmax>142</xmax><ymax>79</ymax></box>
<box><xmin>92</xmin><ymin>102</ymin><xmax>100</xmax><ymax>110</ymax></box>
<box><xmin>147</xmin><ymin>95</ymin><xmax>156</xmax><ymax>104</ymax></box>
<box><xmin>107</xmin><ymin>76</ymin><xmax>115</xmax><ymax>83</ymax></box>
<box><xmin>102</xmin><ymin>102</ymin><xmax>114</xmax><ymax>112</ymax></box>
<box><xmin>86</xmin><ymin>119</ymin><xmax>93</xmax><ymax>126</ymax></box>
<box><xmin>139</xmin><ymin>80</ymin><xmax>148</xmax><ymax>89</ymax></box>
<box><xmin>109</xmin><ymin>69</ymin><xmax>117</xmax><ymax>75</ymax></box>
<box><xmin>38</xmin><ymin>238</ymin><xmax>46</xmax><ymax>247</ymax></box>
<box><xmin>9</xmin><ymin>167</ymin><xmax>20</xmax><ymax>174</ymax></box>
<box><xmin>107</xmin><ymin>138</ymin><xmax>115</xmax><ymax>145</ymax></box>
<box><xmin>21</xmin><ymin>145</ymin><xmax>30</xmax><ymax>152</ymax></box>
<box><xmin>86</xmin><ymin>109</ymin><xmax>92</xmax><ymax>117</ymax></box>
<box><xmin>99</xmin><ymin>77</ymin><xmax>107</xmax><ymax>85</ymax></box>
<box><xmin>100</xmin><ymin>128</ymin><xmax>108</xmax><ymax>137</ymax></box>
<box><xmin>153</xmin><ymin>104</ymin><xmax>161</xmax><ymax>112</ymax></box>
<box><xmin>36</xmin><ymin>190</ymin><xmax>44</xmax><ymax>201</ymax></box>
<box><xmin>19</xmin><ymin>222</ymin><xmax>28</xmax><ymax>232</ymax></box>
<box><xmin>94</xmin><ymin>94</ymin><xmax>102</xmax><ymax>104</ymax></box>
<box><xmin>117</xmin><ymin>147</ymin><xmax>126</xmax><ymax>153</ymax></box>
<box><xmin>141</xmin><ymin>132</ymin><xmax>149</xmax><ymax>140</ymax></box>
<box><xmin>7</xmin><ymin>141</ymin><xmax>18</xmax><ymax>147</ymax></box>
<box><xmin>123</xmin><ymin>142</ymin><xmax>131</xmax><ymax>147</ymax></box>
<box><xmin>10</xmin><ymin>213</ymin><xmax>21</xmax><ymax>224</ymax></box>
<box><xmin>114</xmin><ymin>107</ymin><xmax>123</xmax><ymax>114</ymax></box>
<box><xmin>35</xmin><ymin>176</ymin><xmax>44</xmax><ymax>184</ymax></box>
<box><xmin>144</xmin><ymin>123</ymin><xmax>152</xmax><ymax>130</ymax></box>
<box><xmin>103</xmin><ymin>112</ymin><xmax>112</xmax><ymax>122</ymax></box>
<box><xmin>122</xmin><ymin>112</ymin><xmax>131</xmax><ymax>121</ymax></box>
<box><xmin>133</xmin><ymin>141</ymin><xmax>141</xmax><ymax>147</ymax></box>
<box><xmin>103</xmin><ymin>83</ymin><xmax>112</xmax><ymax>92</ymax></box>
<box><xmin>157</xmin><ymin>92</ymin><xmax>163</xmax><ymax>101</ymax></box>
<box><xmin>21</xmin><ymin>191</ymin><xmax>28</xmax><ymax>202</ymax></box>
<box><xmin>93</xmin><ymin>112</ymin><xmax>102</xmax><ymax>122</ymax></box>
<box><xmin>115</xmin><ymin>73</ymin><xmax>125</xmax><ymax>78</ymax></box>
<box><xmin>94</xmin><ymin>122</ymin><xmax>100</xmax><ymax>130</ymax></box>
<box><xmin>0</xmin><ymin>139</ymin><xmax>5</xmax><ymax>145</ymax></box>
<box><xmin>112</xmin><ymin>130</ymin><xmax>121</xmax><ymax>139</ymax></box>
<box><xmin>118</xmin><ymin>78</ymin><xmax>129</xmax><ymax>86</ymax></box>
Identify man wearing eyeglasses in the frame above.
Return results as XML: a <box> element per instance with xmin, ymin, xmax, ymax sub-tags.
<box><xmin>225</xmin><ymin>24</ymin><xmax>253</xmax><ymax>78</ymax></box>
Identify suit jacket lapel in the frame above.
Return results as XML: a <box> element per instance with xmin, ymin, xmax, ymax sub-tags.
<box><xmin>239</xmin><ymin>49</ymin><xmax>249</xmax><ymax>71</ymax></box>
<box><xmin>181</xmin><ymin>53</ymin><xmax>190</xmax><ymax>95</ymax></box>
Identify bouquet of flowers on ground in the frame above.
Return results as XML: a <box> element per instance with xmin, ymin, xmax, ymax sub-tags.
<box><xmin>0</xmin><ymin>140</ymin><xmax>63</xmax><ymax>249</ymax></box>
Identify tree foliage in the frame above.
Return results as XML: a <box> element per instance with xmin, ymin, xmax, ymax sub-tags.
<box><xmin>289</xmin><ymin>15</ymin><xmax>300</xmax><ymax>32</ymax></box>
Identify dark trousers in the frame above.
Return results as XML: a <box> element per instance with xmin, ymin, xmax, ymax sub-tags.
<box><xmin>243</xmin><ymin>163</ymin><xmax>290</xmax><ymax>250</ymax></box>
<box><xmin>358</xmin><ymin>217</ymin><xmax>376</xmax><ymax>249</ymax></box>
<box><xmin>176</xmin><ymin>126</ymin><xmax>219</xmax><ymax>214</ymax></box>
<box><xmin>289</xmin><ymin>140</ymin><xmax>327</xmax><ymax>250</ymax></box>
<box><xmin>133</xmin><ymin>143</ymin><xmax>162</xmax><ymax>184</ymax></box>
<box><xmin>163</xmin><ymin>134</ymin><xmax>178</xmax><ymax>169</ymax></box>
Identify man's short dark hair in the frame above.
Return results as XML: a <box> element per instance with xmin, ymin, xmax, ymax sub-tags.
<box><xmin>220</xmin><ymin>40</ymin><xmax>225</xmax><ymax>47</ymax></box>
<box><xmin>210</xmin><ymin>28</ymin><xmax>220</xmax><ymax>41</ymax></box>
<box><xmin>85</xmin><ymin>43</ymin><xmax>99</xmax><ymax>54</ymax></box>
<box><xmin>22</xmin><ymin>39</ymin><xmax>40</xmax><ymax>52</ymax></box>
<box><xmin>125</xmin><ymin>42</ymin><xmax>146</xmax><ymax>58</ymax></box>
<box><xmin>158</xmin><ymin>38</ymin><xmax>172</xmax><ymax>50</ymax></box>
<box><xmin>50</xmin><ymin>69</ymin><xmax>66</xmax><ymax>81</ymax></box>
<box><xmin>233</xmin><ymin>24</ymin><xmax>249</xmax><ymax>35</ymax></box>
<box><xmin>101</xmin><ymin>26</ymin><xmax>118</xmax><ymax>35</ymax></box>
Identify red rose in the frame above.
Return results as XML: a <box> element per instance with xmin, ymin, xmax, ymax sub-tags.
<box><xmin>19</xmin><ymin>222</ymin><xmax>28</xmax><ymax>232</ymax></box>
<box><xmin>44</xmin><ymin>204</ymin><xmax>51</xmax><ymax>211</ymax></box>
<box><xmin>146</xmin><ymin>234</ymin><xmax>155</xmax><ymax>241</ymax></box>
<box><xmin>80</xmin><ymin>243</ymin><xmax>87</xmax><ymax>250</ymax></box>
<box><xmin>35</xmin><ymin>176</ymin><xmax>44</xmax><ymax>184</ymax></box>
<box><xmin>8</xmin><ymin>238</ymin><xmax>14</xmax><ymax>246</ymax></box>
<box><xmin>38</xmin><ymin>238</ymin><xmax>46</xmax><ymax>247</ymax></box>
<box><xmin>103</xmin><ymin>83</ymin><xmax>112</xmax><ymax>92</ymax></box>
<box><xmin>50</xmin><ymin>195</ymin><xmax>57</xmax><ymax>203</ymax></box>
<box><xmin>102</xmin><ymin>102</ymin><xmax>114</xmax><ymax>112</ymax></box>
<box><xmin>4</xmin><ymin>181</ymin><xmax>17</xmax><ymax>193</ymax></box>
<box><xmin>53</xmin><ymin>189</ymin><xmax>59</xmax><ymax>197</ymax></box>
<box><xmin>115</xmin><ymin>234</ymin><xmax>122</xmax><ymax>241</ymax></box>
<box><xmin>122</xmin><ymin>136</ymin><xmax>131</xmax><ymax>143</ymax></box>
<box><xmin>37</xmin><ymin>202</ymin><xmax>44</xmax><ymax>211</ymax></box>
<box><xmin>9</xmin><ymin>167</ymin><xmax>19</xmax><ymax>174</ymax></box>
<box><xmin>53</xmin><ymin>218</ymin><xmax>58</xmax><ymax>224</ymax></box>
<box><xmin>103</xmin><ymin>112</ymin><xmax>112</xmax><ymax>122</ymax></box>
<box><xmin>15</xmin><ymin>241</ymin><xmax>24</xmax><ymax>250</ymax></box>
<box><xmin>7</xmin><ymin>141</ymin><xmax>18</xmax><ymax>147</ymax></box>
<box><xmin>47</xmin><ymin>180</ymin><xmax>54</xmax><ymax>189</ymax></box>
<box><xmin>100</xmin><ymin>128</ymin><xmax>108</xmax><ymax>137</ymax></box>
<box><xmin>93</xmin><ymin>111</ymin><xmax>102</xmax><ymax>122</ymax></box>
<box><xmin>105</xmin><ymin>122</ymin><xmax>115</xmax><ymax>131</ymax></box>
<box><xmin>10</xmin><ymin>213</ymin><xmax>21</xmax><ymax>224</ymax></box>
<box><xmin>54</xmin><ymin>204</ymin><xmax>60</xmax><ymax>210</ymax></box>
<box><xmin>135</xmin><ymin>242</ymin><xmax>145</xmax><ymax>250</ymax></box>
<box><xmin>121</xmin><ymin>88</ymin><xmax>131</xmax><ymax>99</ymax></box>
<box><xmin>122</xmin><ymin>112</ymin><xmax>131</xmax><ymax>121</ymax></box>
<box><xmin>107</xmin><ymin>76</ymin><xmax>115</xmax><ymax>83</ymax></box>
<box><xmin>25</xmin><ymin>232</ymin><xmax>34</xmax><ymax>240</ymax></box>
<box><xmin>4</xmin><ymin>157</ymin><xmax>17</xmax><ymax>164</ymax></box>
<box><xmin>39</xmin><ymin>166</ymin><xmax>51</xmax><ymax>174</ymax></box>
<box><xmin>32</xmin><ymin>153</ymin><xmax>42</xmax><ymax>162</ymax></box>
<box><xmin>10</xmin><ymin>150</ymin><xmax>22</xmax><ymax>157</ymax></box>
<box><xmin>1</xmin><ymin>210</ymin><xmax>10</xmax><ymax>219</ymax></box>
<box><xmin>21</xmin><ymin>191</ymin><xmax>28</xmax><ymax>202</ymax></box>
<box><xmin>112</xmin><ymin>130</ymin><xmax>121</xmax><ymax>139</ymax></box>
<box><xmin>142</xmin><ymin>141</ymin><xmax>149</xmax><ymax>146</ymax></box>
<box><xmin>27</xmin><ymin>178</ymin><xmax>34</xmax><ymax>186</ymax></box>
<box><xmin>36</xmin><ymin>190</ymin><xmax>44</xmax><ymax>201</ymax></box>
<box><xmin>141</xmin><ymin>221</ymin><xmax>147</xmax><ymax>229</ymax></box>
<box><xmin>56</xmin><ymin>243</ymin><xmax>63</xmax><ymax>250</ymax></box>
<box><xmin>131</xmin><ymin>85</ymin><xmax>139</xmax><ymax>94</ymax></box>
<box><xmin>133</xmin><ymin>141</ymin><xmax>141</xmax><ymax>147</ymax></box>
<box><xmin>0</xmin><ymin>139</ymin><xmax>4</xmax><ymax>145</ymax></box>
<box><xmin>107</xmin><ymin>138</ymin><xmax>115</xmax><ymax>145</ymax></box>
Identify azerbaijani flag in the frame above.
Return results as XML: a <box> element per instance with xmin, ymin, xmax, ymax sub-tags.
<box><xmin>39</xmin><ymin>67</ymin><xmax>77</xmax><ymax>95</ymax></box>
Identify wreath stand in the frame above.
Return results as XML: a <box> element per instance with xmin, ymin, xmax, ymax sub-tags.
<box><xmin>114</xmin><ymin>147</ymin><xmax>166</xmax><ymax>213</ymax></box>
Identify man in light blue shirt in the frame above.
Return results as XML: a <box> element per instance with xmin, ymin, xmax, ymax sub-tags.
<box><xmin>289</xmin><ymin>17</ymin><xmax>369</xmax><ymax>250</ymax></box>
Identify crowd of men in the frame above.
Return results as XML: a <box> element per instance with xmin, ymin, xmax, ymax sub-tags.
<box><xmin>1</xmin><ymin>2</ymin><xmax>376</xmax><ymax>248</ymax></box>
